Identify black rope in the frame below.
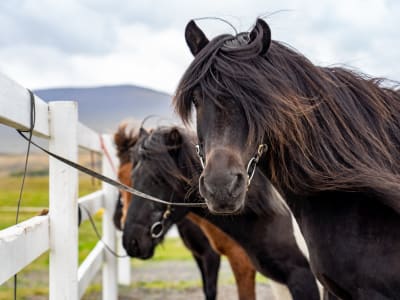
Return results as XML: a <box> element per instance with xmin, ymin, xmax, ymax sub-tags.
<box><xmin>13</xmin><ymin>89</ymin><xmax>36</xmax><ymax>300</ymax></box>
<box><xmin>79</xmin><ymin>205</ymin><xmax>128</xmax><ymax>258</ymax></box>
<box><xmin>17</xmin><ymin>130</ymin><xmax>206</xmax><ymax>207</ymax></box>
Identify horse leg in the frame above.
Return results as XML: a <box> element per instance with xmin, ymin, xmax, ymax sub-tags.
<box><xmin>274</xmin><ymin>265</ymin><xmax>318</xmax><ymax>300</ymax></box>
<box><xmin>323</xmin><ymin>288</ymin><xmax>342</xmax><ymax>300</ymax></box>
<box><xmin>177</xmin><ymin>218</ymin><xmax>221</xmax><ymax>300</ymax></box>
<box><xmin>269</xmin><ymin>280</ymin><xmax>292</xmax><ymax>300</ymax></box>
<box><xmin>193</xmin><ymin>253</ymin><xmax>220</xmax><ymax>300</ymax></box>
<box><xmin>225</xmin><ymin>247</ymin><xmax>256</xmax><ymax>300</ymax></box>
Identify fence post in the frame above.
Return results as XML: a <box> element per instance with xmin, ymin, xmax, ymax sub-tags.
<box><xmin>117</xmin><ymin>231</ymin><xmax>131</xmax><ymax>285</ymax></box>
<box><xmin>49</xmin><ymin>101</ymin><xmax>79</xmax><ymax>300</ymax></box>
<box><xmin>101</xmin><ymin>134</ymin><xmax>119</xmax><ymax>300</ymax></box>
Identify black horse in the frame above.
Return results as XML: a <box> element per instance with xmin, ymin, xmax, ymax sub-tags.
<box><xmin>122</xmin><ymin>126</ymin><xmax>321</xmax><ymax>300</ymax></box>
<box><xmin>174</xmin><ymin>19</ymin><xmax>400</xmax><ymax>299</ymax></box>
<box><xmin>112</xmin><ymin>126</ymin><xmax>220</xmax><ymax>300</ymax></box>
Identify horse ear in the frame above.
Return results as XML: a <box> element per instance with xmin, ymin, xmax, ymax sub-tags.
<box><xmin>250</xmin><ymin>18</ymin><xmax>271</xmax><ymax>56</ymax></box>
<box><xmin>185</xmin><ymin>20</ymin><xmax>209</xmax><ymax>56</ymax></box>
<box><xmin>167</xmin><ymin>128</ymin><xmax>182</xmax><ymax>146</ymax></box>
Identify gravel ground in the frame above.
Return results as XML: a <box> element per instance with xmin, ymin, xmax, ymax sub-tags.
<box><xmin>9</xmin><ymin>259</ymin><xmax>275</xmax><ymax>299</ymax></box>
<box><xmin>84</xmin><ymin>259</ymin><xmax>275</xmax><ymax>300</ymax></box>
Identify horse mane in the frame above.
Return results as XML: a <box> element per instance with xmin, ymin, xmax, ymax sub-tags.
<box><xmin>113</xmin><ymin>123</ymin><xmax>139</xmax><ymax>165</ymax></box>
<box><xmin>134</xmin><ymin>126</ymin><xmax>201</xmax><ymax>197</ymax></box>
<box><xmin>137</xmin><ymin>126</ymin><xmax>285</xmax><ymax>216</ymax></box>
<box><xmin>174</xmin><ymin>26</ymin><xmax>400</xmax><ymax>213</ymax></box>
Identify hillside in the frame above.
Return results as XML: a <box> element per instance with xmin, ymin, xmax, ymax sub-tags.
<box><xmin>0</xmin><ymin>84</ymin><xmax>179</xmax><ymax>153</ymax></box>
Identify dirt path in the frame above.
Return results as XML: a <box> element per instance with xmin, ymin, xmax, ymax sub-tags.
<box><xmin>6</xmin><ymin>259</ymin><xmax>275</xmax><ymax>299</ymax></box>
<box><xmin>83</xmin><ymin>260</ymin><xmax>275</xmax><ymax>300</ymax></box>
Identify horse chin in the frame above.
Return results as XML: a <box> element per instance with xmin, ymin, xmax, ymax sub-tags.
<box><xmin>126</xmin><ymin>242</ymin><xmax>155</xmax><ymax>259</ymax></box>
<box><xmin>205</xmin><ymin>194</ymin><xmax>246</xmax><ymax>215</ymax></box>
<box><xmin>136</xmin><ymin>247</ymin><xmax>155</xmax><ymax>260</ymax></box>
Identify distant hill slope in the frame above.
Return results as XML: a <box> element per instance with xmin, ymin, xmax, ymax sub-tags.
<box><xmin>1</xmin><ymin>84</ymin><xmax>179</xmax><ymax>153</ymax></box>
<box><xmin>35</xmin><ymin>84</ymin><xmax>176</xmax><ymax>132</ymax></box>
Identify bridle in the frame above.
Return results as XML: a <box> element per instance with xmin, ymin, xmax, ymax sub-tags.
<box><xmin>150</xmin><ymin>191</ymin><xmax>176</xmax><ymax>239</ymax></box>
<box><xmin>150</xmin><ymin>204</ymin><xmax>173</xmax><ymax>239</ymax></box>
<box><xmin>246</xmin><ymin>144</ymin><xmax>268</xmax><ymax>185</ymax></box>
<box><xmin>195</xmin><ymin>143</ymin><xmax>268</xmax><ymax>186</ymax></box>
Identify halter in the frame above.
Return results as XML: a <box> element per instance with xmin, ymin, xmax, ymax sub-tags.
<box><xmin>150</xmin><ymin>205</ymin><xmax>172</xmax><ymax>239</ymax></box>
<box><xmin>195</xmin><ymin>144</ymin><xmax>205</xmax><ymax>168</ymax></box>
<box><xmin>246</xmin><ymin>144</ymin><xmax>268</xmax><ymax>185</ymax></box>
<box><xmin>195</xmin><ymin>143</ymin><xmax>268</xmax><ymax>187</ymax></box>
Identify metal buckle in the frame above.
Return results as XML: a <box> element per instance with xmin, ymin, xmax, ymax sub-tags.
<box><xmin>195</xmin><ymin>144</ymin><xmax>205</xmax><ymax>169</ymax></box>
<box><xmin>246</xmin><ymin>144</ymin><xmax>268</xmax><ymax>186</ymax></box>
<box><xmin>150</xmin><ymin>221</ymin><xmax>164</xmax><ymax>239</ymax></box>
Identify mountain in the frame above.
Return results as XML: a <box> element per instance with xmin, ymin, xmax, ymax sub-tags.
<box><xmin>35</xmin><ymin>84</ymin><xmax>176</xmax><ymax>132</ymax></box>
<box><xmin>0</xmin><ymin>84</ymin><xmax>180</xmax><ymax>153</ymax></box>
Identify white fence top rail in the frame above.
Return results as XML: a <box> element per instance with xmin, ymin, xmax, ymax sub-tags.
<box><xmin>0</xmin><ymin>73</ymin><xmax>49</xmax><ymax>137</ymax></box>
<box><xmin>0</xmin><ymin>215</ymin><xmax>49</xmax><ymax>284</ymax></box>
<box><xmin>0</xmin><ymin>72</ymin><xmax>103</xmax><ymax>154</ymax></box>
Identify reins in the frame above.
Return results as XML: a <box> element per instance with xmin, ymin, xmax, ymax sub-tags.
<box><xmin>17</xmin><ymin>130</ymin><xmax>206</xmax><ymax>208</ymax></box>
<box><xmin>13</xmin><ymin>89</ymin><xmax>36</xmax><ymax>300</ymax></box>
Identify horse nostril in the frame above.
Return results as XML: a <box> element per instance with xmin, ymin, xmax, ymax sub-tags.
<box><xmin>199</xmin><ymin>175</ymin><xmax>214</xmax><ymax>197</ymax></box>
<box><xmin>130</xmin><ymin>239</ymin><xmax>138</xmax><ymax>250</ymax></box>
<box><xmin>228</xmin><ymin>173</ymin><xmax>245</xmax><ymax>197</ymax></box>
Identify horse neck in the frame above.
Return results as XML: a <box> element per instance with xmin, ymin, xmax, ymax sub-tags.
<box><xmin>258</xmin><ymin>152</ymin><xmax>302</xmax><ymax>214</ymax></box>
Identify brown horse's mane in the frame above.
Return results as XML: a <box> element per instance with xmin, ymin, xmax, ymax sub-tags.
<box><xmin>113</xmin><ymin>123</ymin><xmax>139</xmax><ymax>165</ymax></box>
<box><xmin>136</xmin><ymin>126</ymin><xmax>284</xmax><ymax>216</ymax></box>
<box><xmin>174</xmin><ymin>27</ymin><xmax>400</xmax><ymax>212</ymax></box>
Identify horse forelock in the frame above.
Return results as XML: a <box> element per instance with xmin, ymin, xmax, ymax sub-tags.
<box><xmin>136</xmin><ymin>127</ymin><xmax>201</xmax><ymax>197</ymax></box>
<box><xmin>174</xmin><ymin>31</ymin><xmax>400</xmax><ymax>210</ymax></box>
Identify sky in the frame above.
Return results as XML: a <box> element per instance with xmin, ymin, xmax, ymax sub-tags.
<box><xmin>0</xmin><ymin>0</ymin><xmax>399</xmax><ymax>94</ymax></box>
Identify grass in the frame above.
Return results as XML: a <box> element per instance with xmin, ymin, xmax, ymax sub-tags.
<box><xmin>0</xmin><ymin>175</ymin><xmax>101</xmax><ymax>229</ymax></box>
<box><xmin>0</xmin><ymin>175</ymin><xmax>103</xmax><ymax>299</ymax></box>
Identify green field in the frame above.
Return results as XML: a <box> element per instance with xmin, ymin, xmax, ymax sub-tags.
<box><xmin>0</xmin><ymin>175</ymin><xmax>195</xmax><ymax>299</ymax></box>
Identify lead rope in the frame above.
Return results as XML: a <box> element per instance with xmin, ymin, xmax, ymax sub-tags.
<box><xmin>13</xmin><ymin>89</ymin><xmax>36</xmax><ymax>300</ymax></box>
<box><xmin>17</xmin><ymin>130</ymin><xmax>206</xmax><ymax>208</ymax></box>
<box><xmin>79</xmin><ymin>205</ymin><xmax>128</xmax><ymax>258</ymax></box>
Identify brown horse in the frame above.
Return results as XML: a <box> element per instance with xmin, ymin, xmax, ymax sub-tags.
<box><xmin>174</xmin><ymin>18</ymin><xmax>400</xmax><ymax>299</ymax></box>
<box><xmin>113</xmin><ymin>124</ymin><xmax>257</xmax><ymax>300</ymax></box>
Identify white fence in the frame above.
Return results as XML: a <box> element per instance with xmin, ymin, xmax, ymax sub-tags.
<box><xmin>0</xmin><ymin>72</ymin><xmax>131</xmax><ymax>299</ymax></box>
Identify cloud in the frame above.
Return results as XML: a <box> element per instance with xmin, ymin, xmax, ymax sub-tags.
<box><xmin>0</xmin><ymin>0</ymin><xmax>399</xmax><ymax>94</ymax></box>
<box><xmin>0</xmin><ymin>0</ymin><xmax>117</xmax><ymax>54</ymax></box>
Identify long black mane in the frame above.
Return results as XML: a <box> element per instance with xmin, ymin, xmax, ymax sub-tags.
<box><xmin>174</xmin><ymin>22</ymin><xmax>400</xmax><ymax>213</ymax></box>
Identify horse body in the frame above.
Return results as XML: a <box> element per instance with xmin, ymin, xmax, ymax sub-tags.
<box><xmin>286</xmin><ymin>191</ymin><xmax>400</xmax><ymax>299</ymax></box>
<box><xmin>124</xmin><ymin>126</ymin><xmax>320</xmax><ymax>300</ymax></box>
<box><xmin>174</xmin><ymin>19</ymin><xmax>400</xmax><ymax>299</ymax></box>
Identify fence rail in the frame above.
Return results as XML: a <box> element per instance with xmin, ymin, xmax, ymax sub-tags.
<box><xmin>0</xmin><ymin>72</ymin><xmax>130</xmax><ymax>299</ymax></box>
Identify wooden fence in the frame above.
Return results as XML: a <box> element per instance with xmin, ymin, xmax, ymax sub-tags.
<box><xmin>0</xmin><ymin>72</ymin><xmax>131</xmax><ymax>299</ymax></box>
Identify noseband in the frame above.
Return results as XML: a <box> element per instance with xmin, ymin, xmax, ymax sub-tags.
<box><xmin>195</xmin><ymin>143</ymin><xmax>268</xmax><ymax>187</ymax></box>
<box><xmin>150</xmin><ymin>204</ymin><xmax>172</xmax><ymax>239</ymax></box>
